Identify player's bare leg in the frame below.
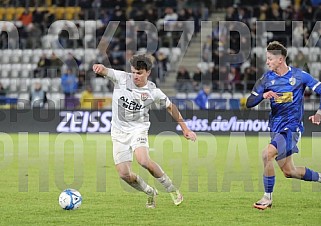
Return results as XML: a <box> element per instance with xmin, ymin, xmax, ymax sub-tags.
<box><xmin>278</xmin><ymin>155</ymin><xmax>321</xmax><ymax>182</ymax></box>
<box><xmin>135</xmin><ymin>147</ymin><xmax>183</xmax><ymax>205</ymax></box>
<box><xmin>115</xmin><ymin>161</ymin><xmax>157</xmax><ymax>208</ymax></box>
<box><xmin>254</xmin><ymin>144</ymin><xmax>277</xmax><ymax>210</ymax></box>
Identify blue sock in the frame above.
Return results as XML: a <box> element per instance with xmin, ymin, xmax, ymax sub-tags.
<box><xmin>302</xmin><ymin>168</ymin><xmax>319</xmax><ymax>181</ymax></box>
<box><xmin>263</xmin><ymin>175</ymin><xmax>275</xmax><ymax>193</ymax></box>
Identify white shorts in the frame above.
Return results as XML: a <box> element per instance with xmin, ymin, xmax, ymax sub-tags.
<box><xmin>111</xmin><ymin>126</ymin><xmax>149</xmax><ymax>165</ymax></box>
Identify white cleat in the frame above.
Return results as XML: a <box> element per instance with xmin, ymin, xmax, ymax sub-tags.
<box><xmin>170</xmin><ymin>190</ymin><xmax>183</xmax><ymax>206</ymax></box>
<box><xmin>253</xmin><ymin>196</ymin><xmax>272</xmax><ymax>210</ymax></box>
<box><xmin>146</xmin><ymin>188</ymin><xmax>158</xmax><ymax>209</ymax></box>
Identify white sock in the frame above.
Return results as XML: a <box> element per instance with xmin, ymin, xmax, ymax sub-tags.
<box><xmin>157</xmin><ymin>174</ymin><xmax>176</xmax><ymax>192</ymax></box>
<box><xmin>135</xmin><ymin>175</ymin><xmax>154</xmax><ymax>195</ymax></box>
<box><xmin>318</xmin><ymin>173</ymin><xmax>321</xmax><ymax>183</ymax></box>
<box><xmin>264</xmin><ymin>192</ymin><xmax>272</xmax><ymax>200</ymax></box>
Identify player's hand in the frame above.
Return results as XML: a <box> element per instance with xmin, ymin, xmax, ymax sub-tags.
<box><xmin>308</xmin><ymin>113</ymin><xmax>321</xmax><ymax>125</ymax></box>
<box><xmin>93</xmin><ymin>64</ymin><xmax>108</xmax><ymax>77</ymax></box>
<box><xmin>263</xmin><ymin>91</ymin><xmax>279</xmax><ymax>99</ymax></box>
<box><xmin>183</xmin><ymin>130</ymin><xmax>197</xmax><ymax>142</ymax></box>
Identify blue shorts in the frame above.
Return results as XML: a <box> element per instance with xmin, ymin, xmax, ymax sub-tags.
<box><xmin>270</xmin><ymin>129</ymin><xmax>301</xmax><ymax>161</ymax></box>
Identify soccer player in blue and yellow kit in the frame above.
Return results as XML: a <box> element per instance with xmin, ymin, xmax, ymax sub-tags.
<box><xmin>246</xmin><ymin>41</ymin><xmax>321</xmax><ymax>210</ymax></box>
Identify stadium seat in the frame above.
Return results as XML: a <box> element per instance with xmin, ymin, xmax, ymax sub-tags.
<box><xmin>252</xmin><ymin>46</ymin><xmax>264</xmax><ymax>58</ymax></box>
<box><xmin>221</xmin><ymin>92</ymin><xmax>232</xmax><ymax>99</ymax></box>
<box><xmin>233</xmin><ymin>92</ymin><xmax>244</xmax><ymax>99</ymax></box>
<box><xmin>41</xmin><ymin>78</ymin><xmax>51</xmax><ymax>92</ymax></box>
<box><xmin>171</xmin><ymin>98</ymin><xmax>193</xmax><ymax>110</ymax></box>
<box><xmin>287</xmin><ymin>47</ymin><xmax>298</xmax><ymax>59</ymax></box>
<box><xmin>11</xmin><ymin>49</ymin><xmax>22</xmax><ymax>63</ymax></box>
<box><xmin>18</xmin><ymin>92</ymin><xmax>29</xmax><ymax>102</ymax></box>
<box><xmin>309</xmin><ymin>47</ymin><xmax>320</xmax><ymax>62</ymax></box>
<box><xmin>19</xmin><ymin>78</ymin><xmax>31</xmax><ymax>92</ymax></box>
<box><xmin>50</xmin><ymin>78</ymin><xmax>61</xmax><ymax>92</ymax></box>
<box><xmin>54</xmin><ymin>7</ymin><xmax>66</xmax><ymax>20</ymax></box>
<box><xmin>10</xmin><ymin>64</ymin><xmax>22</xmax><ymax>78</ymax></box>
<box><xmin>5</xmin><ymin>7</ymin><xmax>15</xmax><ymax>20</ymax></box>
<box><xmin>208</xmin><ymin>98</ymin><xmax>227</xmax><ymax>110</ymax></box>
<box><xmin>176</xmin><ymin>92</ymin><xmax>187</xmax><ymax>99</ymax></box>
<box><xmin>1</xmin><ymin>64</ymin><xmax>11</xmax><ymax>77</ymax></box>
<box><xmin>2</xmin><ymin>49</ymin><xmax>13</xmax><ymax>64</ymax></box>
<box><xmin>0</xmin><ymin>8</ymin><xmax>4</xmax><ymax>20</ymax></box>
<box><xmin>48</xmin><ymin>92</ymin><xmax>64</xmax><ymax>109</ymax></box>
<box><xmin>187</xmin><ymin>92</ymin><xmax>197</xmax><ymax>99</ymax></box>
<box><xmin>92</xmin><ymin>77</ymin><xmax>108</xmax><ymax>92</ymax></box>
<box><xmin>209</xmin><ymin>92</ymin><xmax>221</xmax><ymax>99</ymax></box>
<box><xmin>15</xmin><ymin>7</ymin><xmax>25</xmax><ymax>20</ymax></box>
<box><xmin>9</xmin><ymin>78</ymin><xmax>19</xmax><ymax>92</ymax></box>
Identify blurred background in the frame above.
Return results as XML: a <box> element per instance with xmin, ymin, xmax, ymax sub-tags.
<box><xmin>0</xmin><ymin>0</ymin><xmax>320</xmax><ymax>111</ymax></box>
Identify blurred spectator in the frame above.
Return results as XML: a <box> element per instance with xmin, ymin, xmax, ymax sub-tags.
<box><xmin>16</xmin><ymin>22</ymin><xmax>28</xmax><ymax>49</ymax></box>
<box><xmin>61</xmin><ymin>68</ymin><xmax>79</xmax><ymax>109</ymax></box>
<box><xmin>77</xmin><ymin>69</ymin><xmax>87</xmax><ymax>90</ymax></box>
<box><xmin>0</xmin><ymin>82</ymin><xmax>7</xmax><ymax>96</ymax></box>
<box><xmin>80</xmin><ymin>84</ymin><xmax>97</xmax><ymax>109</ymax></box>
<box><xmin>79</xmin><ymin>0</ymin><xmax>92</xmax><ymax>8</ymax></box>
<box><xmin>175</xmin><ymin>66</ymin><xmax>192</xmax><ymax>92</ymax></box>
<box><xmin>192</xmin><ymin>68</ymin><xmax>202</xmax><ymax>91</ymax></box>
<box><xmin>32</xmin><ymin>8</ymin><xmax>45</xmax><ymax>26</ymax></box>
<box><xmin>144</xmin><ymin>8</ymin><xmax>158</xmax><ymax>25</ymax></box>
<box><xmin>202</xmin><ymin>35</ymin><xmax>212</xmax><ymax>63</ymax></box>
<box><xmin>242</xmin><ymin>66</ymin><xmax>257</xmax><ymax>91</ymax></box>
<box><xmin>48</xmin><ymin>53</ymin><xmax>63</xmax><ymax>77</ymax></box>
<box><xmin>29</xmin><ymin>82</ymin><xmax>47</xmax><ymax>108</ymax></box>
<box><xmin>0</xmin><ymin>26</ymin><xmax>8</xmax><ymax>49</ymax></box>
<box><xmin>155</xmin><ymin>51</ymin><xmax>169</xmax><ymax>82</ymax></box>
<box><xmin>157</xmin><ymin>7</ymin><xmax>178</xmax><ymax>29</ymax></box>
<box><xmin>64</xmin><ymin>52</ymin><xmax>82</xmax><ymax>70</ymax></box>
<box><xmin>292</xmin><ymin>50</ymin><xmax>310</xmax><ymax>72</ymax></box>
<box><xmin>226</xmin><ymin>66</ymin><xmax>242</xmax><ymax>91</ymax></box>
<box><xmin>19</xmin><ymin>9</ymin><xmax>33</xmax><ymax>26</ymax></box>
<box><xmin>194</xmin><ymin>84</ymin><xmax>212</xmax><ymax>110</ymax></box>
<box><xmin>34</xmin><ymin>53</ymin><xmax>51</xmax><ymax>78</ymax></box>
<box><xmin>27</xmin><ymin>23</ymin><xmax>42</xmax><ymax>49</ymax></box>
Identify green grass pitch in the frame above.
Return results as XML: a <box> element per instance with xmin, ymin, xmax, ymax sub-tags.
<box><xmin>0</xmin><ymin>133</ymin><xmax>320</xmax><ymax>225</ymax></box>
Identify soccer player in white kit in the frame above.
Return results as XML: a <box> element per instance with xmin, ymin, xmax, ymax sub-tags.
<box><xmin>93</xmin><ymin>54</ymin><xmax>197</xmax><ymax>208</ymax></box>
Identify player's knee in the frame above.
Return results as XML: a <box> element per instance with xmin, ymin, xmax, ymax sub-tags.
<box><xmin>118</xmin><ymin>172</ymin><xmax>132</xmax><ymax>182</ymax></box>
<box><xmin>262</xmin><ymin>150</ymin><xmax>271</xmax><ymax>163</ymax></box>
<box><xmin>138</xmin><ymin>159</ymin><xmax>150</xmax><ymax>169</ymax></box>
<box><xmin>137</xmin><ymin>157</ymin><xmax>152</xmax><ymax>169</ymax></box>
<box><xmin>282</xmin><ymin>169</ymin><xmax>293</xmax><ymax>178</ymax></box>
<box><xmin>262</xmin><ymin>146</ymin><xmax>277</xmax><ymax>162</ymax></box>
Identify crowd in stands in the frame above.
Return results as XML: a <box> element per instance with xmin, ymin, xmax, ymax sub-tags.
<box><xmin>0</xmin><ymin>0</ymin><xmax>209</xmax><ymax>109</ymax></box>
<box><xmin>1</xmin><ymin>0</ymin><xmax>321</xmax><ymax>110</ymax></box>
<box><xmin>173</xmin><ymin>0</ymin><xmax>321</xmax><ymax>101</ymax></box>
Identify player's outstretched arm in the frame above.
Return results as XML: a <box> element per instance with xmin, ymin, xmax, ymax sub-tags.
<box><xmin>93</xmin><ymin>64</ymin><xmax>109</xmax><ymax>78</ymax></box>
<box><xmin>246</xmin><ymin>90</ymin><xmax>279</xmax><ymax>108</ymax></box>
<box><xmin>166</xmin><ymin>103</ymin><xmax>197</xmax><ymax>141</ymax></box>
<box><xmin>309</xmin><ymin>109</ymin><xmax>321</xmax><ymax>125</ymax></box>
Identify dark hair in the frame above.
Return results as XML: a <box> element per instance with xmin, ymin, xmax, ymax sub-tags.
<box><xmin>267</xmin><ymin>41</ymin><xmax>287</xmax><ymax>57</ymax></box>
<box><xmin>129</xmin><ymin>54</ymin><xmax>154</xmax><ymax>71</ymax></box>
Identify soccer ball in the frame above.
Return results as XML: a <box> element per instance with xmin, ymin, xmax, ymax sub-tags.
<box><xmin>58</xmin><ymin>189</ymin><xmax>82</xmax><ymax>210</ymax></box>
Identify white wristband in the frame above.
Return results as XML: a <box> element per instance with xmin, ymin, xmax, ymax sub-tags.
<box><xmin>317</xmin><ymin>109</ymin><xmax>321</xmax><ymax>115</ymax></box>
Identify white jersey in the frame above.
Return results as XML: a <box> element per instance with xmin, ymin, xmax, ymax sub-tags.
<box><xmin>107</xmin><ymin>69</ymin><xmax>171</xmax><ymax>133</ymax></box>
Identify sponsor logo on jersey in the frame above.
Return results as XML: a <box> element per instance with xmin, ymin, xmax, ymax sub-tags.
<box><xmin>141</xmin><ymin>93</ymin><xmax>149</xmax><ymax>101</ymax></box>
<box><xmin>120</xmin><ymin>96</ymin><xmax>144</xmax><ymax>111</ymax></box>
<box><xmin>275</xmin><ymin>92</ymin><xmax>293</xmax><ymax>103</ymax></box>
<box><xmin>271</xmin><ymin>80</ymin><xmax>275</xmax><ymax>85</ymax></box>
